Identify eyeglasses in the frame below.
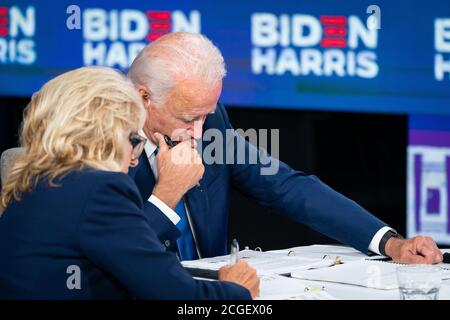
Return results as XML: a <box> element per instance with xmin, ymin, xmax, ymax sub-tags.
<box><xmin>129</xmin><ymin>131</ymin><xmax>147</xmax><ymax>161</ymax></box>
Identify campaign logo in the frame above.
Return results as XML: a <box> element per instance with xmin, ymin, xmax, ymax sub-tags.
<box><xmin>435</xmin><ymin>18</ymin><xmax>450</xmax><ymax>81</ymax></box>
<box><xmin>251</xmin><ymin>13</ymin><xmax>378</xmax><ymax>78</ymax></box>
<box><xmin>0</xmin><ymin>6</ymin><xmax>36</xmax><ymax>65</ymax></box>
<box><xmin>79</xmin><ymin>8</ymin><xmax>200</xmax><ymax>69</ymax></box>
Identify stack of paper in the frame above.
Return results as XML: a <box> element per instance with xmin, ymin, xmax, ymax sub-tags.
<box><xmin>257</xmin><ymin>274</ymin><xmax>336</xmax><ymax>300</ymax></box>
<box><xmin>182</xmin><ymin>249</ymin><xmax>345</xmax><ymax>276</ymax></box>
<box><xmin>291</xmin><ymin>258</ymin><xmax>450</xmax><ymax>290</ymax></box>
<box><xmin>267</xmin><ymin>244</ymin><xmax>369</xmax><ymax>262</ymax></box>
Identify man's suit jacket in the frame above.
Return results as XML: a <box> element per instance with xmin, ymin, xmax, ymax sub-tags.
<box><xmin>0</xmin><ymin>169</ymin><xmax>250</xmax><ymax>299</ymax></box>
<box><xmin>129</xmin><ymin>104</ymin><xmax>387</xmax><ymax>258</ymax></box>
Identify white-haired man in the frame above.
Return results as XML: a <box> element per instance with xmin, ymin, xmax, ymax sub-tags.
<box><xmin>128</xmin><ymin>32</ymin><xmax>442</xmax><ymax>264</ymax></box>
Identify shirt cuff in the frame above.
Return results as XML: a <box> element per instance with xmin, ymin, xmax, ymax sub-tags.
<box><xmin>148</xmin><ymin>195</ymin><xmax>180</xmax><ymax>225</ymax></box>
<box><xmin>368</xmin><ymin>226</ymin><xmax>395</xmax><ymax>255</ymax></box>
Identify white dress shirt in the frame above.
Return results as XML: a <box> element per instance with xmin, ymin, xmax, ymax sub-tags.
<box><xmin>368</xmin><ymin>226</ymin><xmax>395</xmax><ymax>255</ymax></box>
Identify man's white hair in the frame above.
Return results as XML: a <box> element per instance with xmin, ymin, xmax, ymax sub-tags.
<box><xmin>128</xmin><ymin>32</ymin><xmax>226</xmax><ymax>105</ymax></box>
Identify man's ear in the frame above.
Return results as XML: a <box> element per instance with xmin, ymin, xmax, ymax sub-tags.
<box><xmin>137</xmin><ymin>85</ymin><xmax>151</xmax><ymax>104</ymax></box>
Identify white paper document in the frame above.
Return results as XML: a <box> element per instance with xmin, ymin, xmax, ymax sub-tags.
<box><xmin>267</xmin><ymin>244</ymin><xmax>368</xmax><ymax>263</ymax></box>
<box><xmin>291</xmin><ymin>258</ymin><xmax>450</xmax><ymax>290</ymax></box>
<box><xmin>256</xmin><ymin>274</ymin><xmax>336</xmax><ymax>300</ymax></box>
<box><xmin>182</xmin><ymin>249</ymin><xmax>343</xmax><ymax>276</ymax></box>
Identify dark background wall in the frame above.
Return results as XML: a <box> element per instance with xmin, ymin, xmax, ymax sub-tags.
<box><xmin>0</xmin><ymin>98</ymin><xmax>26</xmax><ymax>157</ymax></box>
<box><xmin>227</xmin><ymin>107</ymin><xmax>407</xmax><ymax>250</ymax></box>
<box><xmin>0</xmin><ymin>98</ymin><xmax>407</xmax><ymax>251</ymax></box>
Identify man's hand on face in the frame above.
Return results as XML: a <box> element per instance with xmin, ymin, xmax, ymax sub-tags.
<box><xmin>385</xmin><ymin>236</ymin><xmax>443</xmax><ymax>264</ymax></box>
<box><xmin>152</xmin><ymin>132</ymin><xmax>204</xmax><ymax>209</ymax></box>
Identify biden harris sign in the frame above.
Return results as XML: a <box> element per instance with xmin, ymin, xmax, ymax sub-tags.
<box><xmin>0</xmin><ymin>0</ymin><xmax>449</xmax><ymax>115</ymax></box>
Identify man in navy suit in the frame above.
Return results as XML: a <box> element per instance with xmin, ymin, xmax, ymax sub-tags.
<box><xmin>128</xmin><ymin>32</ymin><xmax>442</xmax><ymax>264</ymax></box>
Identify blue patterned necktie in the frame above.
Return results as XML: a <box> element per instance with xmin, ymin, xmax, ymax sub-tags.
<box><xmin>153</xmin><ymin>147</ymin><xmax>198</xmax><ymax>261</ymax></box>
<box><xmin>174</xmin><ymin>198</ymin><xmax>198</xmax><ymax>261</ymax></box>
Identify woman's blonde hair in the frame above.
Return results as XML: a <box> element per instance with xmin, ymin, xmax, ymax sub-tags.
<box><xmin>1</xmin><ymin>66</ymin><xmax>146</xmax><ymax>210</ymax></box>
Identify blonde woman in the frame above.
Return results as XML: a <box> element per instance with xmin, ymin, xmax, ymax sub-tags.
<box><xmin>0</xmin><ymin>67</ymin><xmax>259</xmax><ymax>299</ymax></box>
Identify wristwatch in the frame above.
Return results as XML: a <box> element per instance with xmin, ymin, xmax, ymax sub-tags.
<box><xmin>379</xmin><ymin>229</ymin><xmax>403</xmax><ymax>257</ymax></box>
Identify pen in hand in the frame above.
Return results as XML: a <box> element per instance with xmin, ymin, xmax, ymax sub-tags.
<box><xmin>163</xmin><ymin>134</ymin><xmax>179</xmax><ymax>148</ymax></box>
<box><xmin>230</xmin><ymin>238</ymin><xmax>239</xmax><ymax>265</ymax></box>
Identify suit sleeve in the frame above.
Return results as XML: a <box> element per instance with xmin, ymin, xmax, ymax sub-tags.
<box><xmin>142</xmin><ymin>200</ymin><xmax>181</xmax><ymax>243</ymax></box>
<box><xmin>217</xmin><ymin>104</ymin><xmax>387</xmax><ymax>253</ymax></box>
<box><xmin>78</xmin><ymin>173</ymin><xmax>251</xmax><ymax>300</ymax></box>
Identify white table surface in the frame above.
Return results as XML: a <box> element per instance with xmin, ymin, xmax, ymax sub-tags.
<box><xmin>259</xmin><ymin>246</ymin><xmax>450</xmax><ymax>300</ymax></box>
<box><xmin>296</xmin><ymin>278</ymin><xmax>450</xmax><ymax>300</ymax></box>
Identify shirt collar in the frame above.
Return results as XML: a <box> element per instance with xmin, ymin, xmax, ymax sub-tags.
<box><xmin>139</xmin><ymin>129</ymin><xmax>157</xmax><ymax>159</ymax></box>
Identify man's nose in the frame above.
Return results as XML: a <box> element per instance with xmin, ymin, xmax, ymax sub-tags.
<box><xmin>188</xmin><ymin>120</ymin><xmax>203</xmax><ymax>139</ymax></box>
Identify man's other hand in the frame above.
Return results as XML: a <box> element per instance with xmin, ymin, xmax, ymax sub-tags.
<box><xmin>385</xmin><ymin>236</ymin><xmax>443</xmax><ymax>264</ymax></box>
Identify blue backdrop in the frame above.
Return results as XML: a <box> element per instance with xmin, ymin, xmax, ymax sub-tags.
<box><xmin>0</xmin><ymin>0</ymin><xmax>449</xmax><ymax>115</ymax></box>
